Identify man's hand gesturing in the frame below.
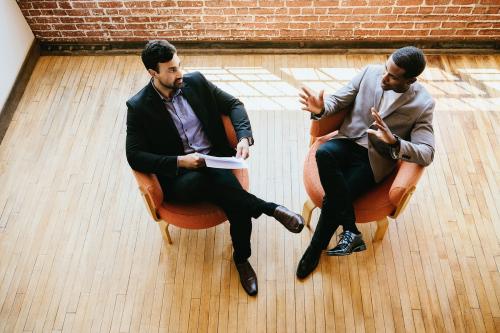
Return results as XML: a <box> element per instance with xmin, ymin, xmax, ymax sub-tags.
<box><xmin>299</xmin><ymin>87</ymin><xmax>324</xmax><ymax>115</ymax></box>
<box><xmin>366</xmin><ymin>107</ymin><xmax>397</xmax><ymax>145</ymax></box>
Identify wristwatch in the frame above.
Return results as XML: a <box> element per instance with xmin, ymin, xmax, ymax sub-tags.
<box><xmin>390</xmin><ymin>134</ymin><xmax>401</xmax><ymax>159</ymax></box>
<box><xmin>240</xmin><ymin>137</ymin><xmax>254</xmax><ymax>146</ymax></box>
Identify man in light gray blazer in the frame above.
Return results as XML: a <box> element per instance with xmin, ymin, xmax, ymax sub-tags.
<box><xmin>296</xmin><ymin>47</ymin><xmax>435</xmax><ymax>279</ymax></box>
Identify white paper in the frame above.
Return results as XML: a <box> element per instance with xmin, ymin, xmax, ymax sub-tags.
<box><xmin>197</xmin><ymin>153</ymin><xmax>248</xmax><ymax>169</ymax></box>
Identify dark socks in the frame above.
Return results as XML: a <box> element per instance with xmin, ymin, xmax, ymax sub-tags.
<box><xmin>344</xmin><ymin>225</ymin><xmax>361</xmax><ymax>235</ymax></box>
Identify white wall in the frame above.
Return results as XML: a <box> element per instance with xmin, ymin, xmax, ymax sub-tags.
<box><xmin>0</xmin><ymin>0</ymin><xmax>35</xmax><ymax>112</ymax></box>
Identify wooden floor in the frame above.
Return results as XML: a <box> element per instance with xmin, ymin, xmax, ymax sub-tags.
<box><xmin>0</xmin><ymin>53</ymin><xmax>498</xmax><ymax>332</ymax></box>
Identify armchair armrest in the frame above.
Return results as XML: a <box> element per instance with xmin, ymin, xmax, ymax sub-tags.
<box><xmin>132</xmin><ymin>170</ymin><xmax>164</xmax><ymax>221</ymax></box>
<box><xmin>389</xmin><ymin>161</ymin><xmax>425</xmax><ymax>212</ymax></box>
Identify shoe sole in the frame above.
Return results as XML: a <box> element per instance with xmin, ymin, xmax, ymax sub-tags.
<box><xmin>326</xmin><ymin>244</ymin><xmax>367</xmax><ymax>256</ymax></box>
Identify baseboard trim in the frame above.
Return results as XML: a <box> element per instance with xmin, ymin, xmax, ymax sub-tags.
<box><xmin>0</xmin><ymin>40</ymin><xmax>40</xmax><ymax>144</ymax></box>
<box><xmin>40</xmin><ymin>40</ymin><xmax>499</xmax><ymax>55</ymax></box>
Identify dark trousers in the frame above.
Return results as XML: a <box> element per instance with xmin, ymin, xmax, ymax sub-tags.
<box><xmin>311</xmin><ymin>139</ymin><xmax>376</xmax><ymax>250</ymax></box>
<box><xmin>160</xmin><ymin>168</ymin><xmax>268</xmax><ymax>263</ymax></box>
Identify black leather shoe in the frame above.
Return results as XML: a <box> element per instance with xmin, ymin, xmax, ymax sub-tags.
<box><xmin>296</xmin><ymin>245</ymin><xmax>322</xmax><ymax>279</ymax></box>
<box><xmin>273</xmin><ymin>206</ymin><xmax>305</xmax><ymax>233</ymax></box>
<box><xmin>235</xmin><ymin>260</ymin><xmax>258</xmax><ymax>296</ymax></box>
<box><xmin>326</xmin><ymin>230</ymin><xmax>366</xmax><ymax>256</ymax></box>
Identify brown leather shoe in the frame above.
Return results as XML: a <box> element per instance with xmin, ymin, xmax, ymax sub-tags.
<box><xmin>235</xmin><ymin>260</ymin><xmax>258</xmax><ymax>296</ymax></box>
<box><xmin>273</xmin><ymin>206</ymin><xmax>305</xmax><ymax>233</ymax></box>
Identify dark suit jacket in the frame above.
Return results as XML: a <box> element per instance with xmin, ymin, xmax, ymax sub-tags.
<box><xmin>126</xmin><ymin>71</ymin><xmax>252</xmax><ymax>180</ymax></box>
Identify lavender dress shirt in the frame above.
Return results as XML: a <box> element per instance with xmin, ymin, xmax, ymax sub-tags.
<box><xmin>151</xmin><ymin>80</ymin><xmax>212</xmax><ymax>155</ymax></box>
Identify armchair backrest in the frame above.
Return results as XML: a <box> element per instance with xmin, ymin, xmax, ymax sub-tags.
<box><xmin>221</xmin><ymin>114</ymin><xmax>238</xmax><ymax>148</ymax></box>
<box><xmin>309</xmin><ymin>107</ymin><xmax>350</xmax><ymax>144</ymax></box>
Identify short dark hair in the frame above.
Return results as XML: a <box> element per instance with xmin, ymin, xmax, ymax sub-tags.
<box><xmin>141</xmin><ymin>40</ymin><xmax>177</xmax><ymax>72</ymax></box>
<box><xmin>391</xmin><ymin>46</ymin><xmax>426</xmax><ymax>78</ymax></box>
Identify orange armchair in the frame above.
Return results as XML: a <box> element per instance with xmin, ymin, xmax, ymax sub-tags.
<box><xmin>302</xmin><ymin>109</ymin><xmax>425</xmax><ymax>241</ymax></box>
<box><xmin>132</xmin><ymin>115</ymin><xmax>249</xmax><ymax>244</ymax></box>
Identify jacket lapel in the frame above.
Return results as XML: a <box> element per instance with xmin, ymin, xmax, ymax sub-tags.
<box><xmin>181</xmin><ymin>83</ymin><xmax>211</xmax><ymax>133</ymax></box>
<box><xmin>145</xmin><ymin>83</ymin><xmax>179</xmax><ymax>136</ymax></box>
<box><xmin>373</xmin><ymin>75</ymin><xmax>384</xmax><ymax>111</ymax></box>
<box><xmin>381</xmin><ymin>85</ymin><xmax>415</xmax><ymax>119</ymax></box>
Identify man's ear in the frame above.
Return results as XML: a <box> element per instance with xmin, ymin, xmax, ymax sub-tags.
<box><xmin>407</xmin><ymin>77</ymin><xmax>417</xmax><ymax>85</ymax></box>
<box><xmin>147</xmin><ymin>68</ymin><xmax>157</xmax><ymax>78</ymax></box>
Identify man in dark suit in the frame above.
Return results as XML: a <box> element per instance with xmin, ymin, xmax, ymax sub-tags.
<box><xmin>126</xmin><ymin>40</ymin><xmax>304</xmax><ymax>296</ymax></box>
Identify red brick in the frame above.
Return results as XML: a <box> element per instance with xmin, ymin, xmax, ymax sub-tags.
<box><xmin>124</xmin><ymin>1</ymin><xmax>153</xmax><ymax>8</ymax></box>
<box><xmin>340</xmin><ymin>0</ymin><xmax>368</xmax><ymax>6</ymax></box>
<box><xmin>151</xmin><ymin>1</ymin><xmax>177</xmax><ymax>7</ymax></box>
<box><xmin>126</xmin><ymin>16</ymin><xmax>151</xmax><ymax>23</ymax></box>
<box><xmin>72</xmin><ymin>2</ymin><xmax>98</xmax><ymax>8</ymax></box>
<box><xmin>314</xmin><ymin>8</ymin><xmax>328</xmax><ymax>14</ymax></box>
<box><xmin>19</xmin><ymin>0</ymin><xmax>499</xmax><ymax>43</ymax></box>
<box><xmin>354</xmin><ymin>29</ymin><xmax>380</xmax><ymax>36</ymax></box>
<box><xmin>285</xmin><ymin>1</ymin><xmax>313</xmax><ymax>7</ymax></box>
<box><xmin>57</xmin><ymin>1</ymin><xmax>72</xmax><ymax>9</ymax></box>
<box><xmin>203</xmin><ymin>16</ymin><xmax>227</xmax><ymax>23</ymax></box>
<box><xmin>38</xmin><ymin>31</ymin><xmax>62</xmax><ymax>38</ymax></box>
<box><xmin>54</xmin><ymin>24</ymin><xmax>78</xmax><ymax>30</ymax></box>
<box><xmin>182</xmin><ymin>8</ymin><xmax>203</xmax><ymax>16</ymax></box>
<box><xmin>397</xmin><ymin>0</ymin><xmax>422</xmax><ymax>5</ymax></box>
<box><xmin>384</xmin><ymin>29</ymin><xmax>405</xmax><ymax>35</ymax></box>
<box><xmin>32</xmin><ymin>2</ymin><xmax>58</xmax><ymax>9</ymax></box>
<box><xmin>353</xmin><ymin>7</ymin><xmax>380</xmax><ymax>14</ymax></box>
<box><xmin>98</xmin><ymin>1</ymin><xmax>124</xmax><ymax>8</ymax></box>
<box><xmin>76</xmin><ymin>23</ymin><xmax>101</xmax><ymax>30</ymax></box>
<box><xmin>418</xmin><ymin>6</ymin><xmax>434</xmax><ymax>13</ymax></box>
<box><xmin>425</xmin><ymin>0</ymin><xmax>450</xmax><ymax>4</ymax></box>
<box><xmin>35</xmin><ymin>17</ymin><xmax>61</xmax><ymax>24</ymax></box>
<box><xmin>414</xmin><ymin>22</ymin><xmax>442</xmax><ymax>28</ymax></box>
<box><xmin>177</xmin><ymin>1</ymin><xmax>204</xmax><ymax>7</ymax></box>
<box><xmin>485</xmin><ymin>7</ymin><xmax>499</xmax><ymax>14</ymax></box>
<box><xmin>18</xmin><ymin>2</ymin><xmax>33</xmax><ymax>10</ymax></box>
<box><xmin>30</xmin><ymin>24</ymin><xmax>51</xmax><ymax>31</ymax></box>
<box><xmin>467</xmin><ymin>22</ymin><xmax>493</xmax><ymax>28</ymax></box>
<box><xmin>361</xmin><ymin>22</ymin><xmax>387</xmax><ymax>28</ymax></box>
<box><xmin>403</xmin><ymin>29</ymin><xmax>430</xmax><ymax>35</ymax></box>
<box><xmin>378</xmin><ymin>7</ymin><xmax>392</xmax><ymax>14</ymax></box>
<box><xmin>111</xmin><ymin>17</ymin><xmax>125</xmax><ymax>23</ymax></box>
<box><xmin>442</xmin><ymin>21</ymin><xmax>466</xmax><ymax>28</ymax></box>
<box><xmin>59</xmin><ymin>17</ymin><xmax>85</xmax><ymax>23</ymax></box>
<box><xmin>85</xmin><ymin>17</ymin><xmax>111</xmax><ymax>23</ymax></box>
<box><xmin>368</xmin><ymin>0</ymin><xmax>392</xmax><ymax>5</ymax></box>
<box><xmin>404</xmin><ymin>7</ymin><xmax>418</xmax><ymax>13</ymax></box>
<box><xmin>387</xmin><ymin>22</ymin><xmax>414</xmax><ymax>28</ymax></box>
<box><xmin>61</xmin><ymin>30</ymin><xmax>86</xmax><ymax>37</ymax></box>
<box><xmin>429</xmin><ymin>29</ymin><xmax>456</xmax><ymax>35</ymax></box>
<box><xmin>478</xmin><ymin>29</ymin><xmax>499</xmax><ymax>35</ymax></box>
<box><xmin>66</xmin><ymin>9</ymin><xmax>90</xmax><ymax>16</ymax></box>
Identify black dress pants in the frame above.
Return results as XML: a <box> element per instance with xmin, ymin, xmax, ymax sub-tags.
<box><xmin>160</xmin><ymin>168</ymin><xmax>268</xmax><ymax>263</ymax></box>
<box><xmin>311</xmin><ymin>139</ymin><xmax>376</xmax><ymax>250</ymax></box>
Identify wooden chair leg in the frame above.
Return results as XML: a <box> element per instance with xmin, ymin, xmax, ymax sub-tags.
<box><xmin>158</xmin><ymin>220</ymin><xmax>172</xmax><ymax>244</ymax></box>
<box><xmin>373</xmin><ymin>217</ymin><xmax>389</xmax><ymax>241</ymax></box>
<box><xmin>302</xmin><ymin>199</ymin><xmax>316</xmax><ymax>227</ymax></box>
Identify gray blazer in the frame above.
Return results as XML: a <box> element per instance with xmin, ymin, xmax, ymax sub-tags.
<box><xmin>319</xmin><ymin>65</ymin><xmax>435</xmax><ymax>182</ymax></box>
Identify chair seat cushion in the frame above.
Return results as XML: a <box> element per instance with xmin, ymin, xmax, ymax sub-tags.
<box><xmin>158</xmin><ymin>168</ymin><xmax>249</xmax><ymax>229</ymax></box>
<box><xmin>303</xmin><ymin>134</ymin><xmax>397</xmax><ymax>223</ymax></box>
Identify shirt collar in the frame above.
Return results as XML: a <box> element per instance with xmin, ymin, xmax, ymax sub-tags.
<box><xmin>150</xmin><ymin>78</ymin><xmax>182</xmax><ymax>102</ymax></box>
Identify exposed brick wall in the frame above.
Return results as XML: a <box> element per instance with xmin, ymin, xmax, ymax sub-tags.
<box><xmin>17</xmin><ymin>0</ymin><xmax>500</xmax><ymax>43</ymax></box>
